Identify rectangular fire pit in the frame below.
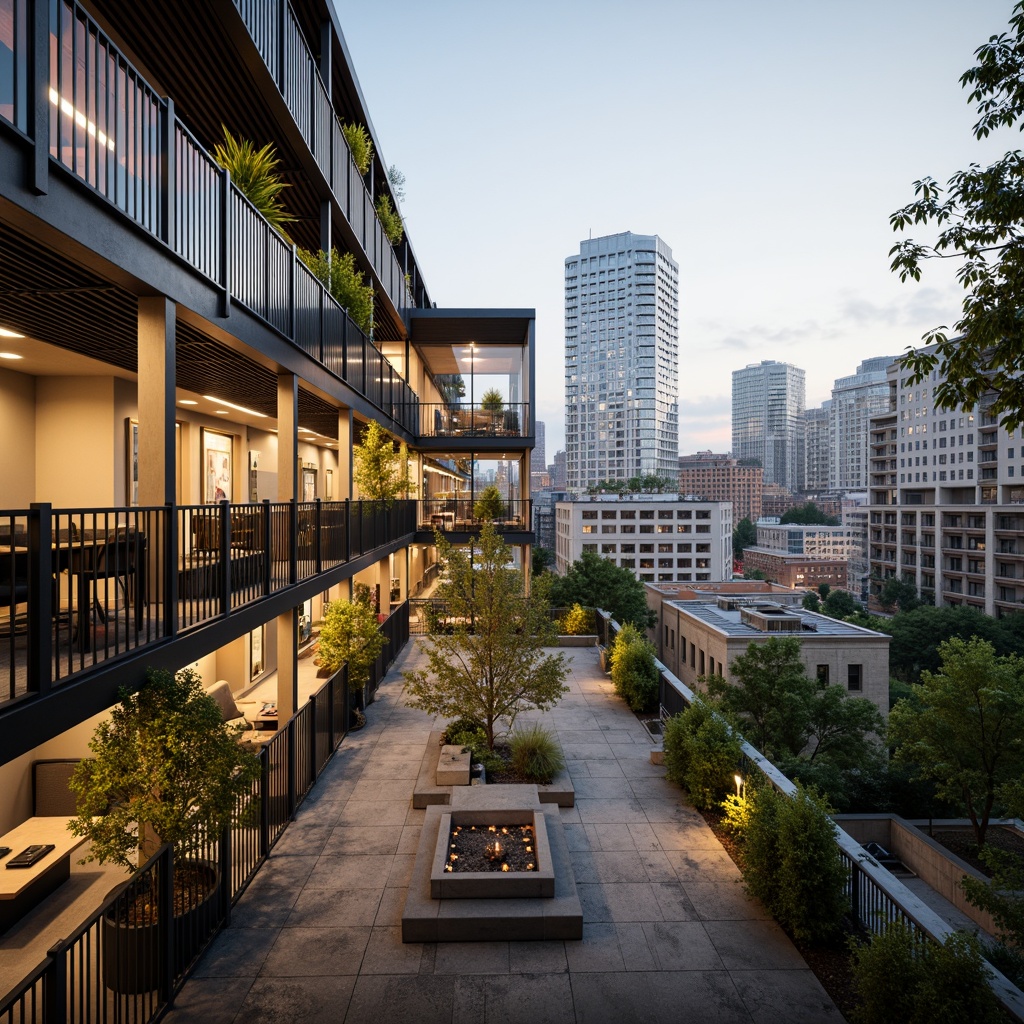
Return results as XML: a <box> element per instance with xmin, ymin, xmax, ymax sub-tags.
<box><xmin>430</xmin><ymin>810</ymin><xmax>554</xmax><ymax>899</ymax></box>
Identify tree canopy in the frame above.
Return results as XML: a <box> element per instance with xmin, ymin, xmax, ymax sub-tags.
<box><xmin>733</xmin><ymin>517</ymin><xmax>757</xmax><ymax>559</ymax></box>
<box><xmin>403</xmin><ymin>522</ymin><xmax>568</xmax><ymax>748</ymax></box>
<box><xmin>353</xmin><ymin>419</ymin><xmax>413</xmax><ymax>506</ymax></box>
<box><xmin>549</xmin><ymin>551</ymin><xmax>657</xmax><ymax>629</ymax></box>
<box><xmin>890</xmin><ymin>636</ymin><xmax>1024</xmax><ymax>848</ymax></box>
<box><xmin>779</xmin><ymin>502</ymin><xmax>839</xmax><ymax>526</ymax></box>
<box><xmin>890</xmin><ymin>3</ymin><xmax>1024</xmax><ymax>430</ymax></box>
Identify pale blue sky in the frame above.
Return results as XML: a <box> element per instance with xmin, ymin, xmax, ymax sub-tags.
<box><xmin>336</xmin><ymin>0</ymin><xmax>1014</xmax><ymax>458</ymax></box>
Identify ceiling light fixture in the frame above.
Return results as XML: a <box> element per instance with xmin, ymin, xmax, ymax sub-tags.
<box><xmin>202</xmin><ymin>395</ymin><xmax>267</xmax><ymax>418</ymax></box>
<box><xmin>0</xmin><ymin>328</ymin><xmax>25</xmax><ymax>338</ymax></box>
<box><xmin>178</xmin><ymin>399</ymin><xmax>198</xmax><ymax>406</ymax></box>
<box><xmin>0</xmin><ymin>352</ymin><xmax>23</xmax><ymax>360</ymax></box>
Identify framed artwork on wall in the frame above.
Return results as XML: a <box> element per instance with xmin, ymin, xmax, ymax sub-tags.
<box><xmin>250</xmin><ymin>625</ymin><xmax>264</xmax><ymax>682</ymax></box>
<box><xmin>201</xmin><ymin>428</ymin><xmax>233</xmax><ymax>503</ymax></box>
<box><xmin>302</xmin><ymin>466</ymin><xmax>317</xmax><ymax>502</ymax></box>
<box><xmin>125</xmin><ymin>418</ymin><xmax>138</xmax><ymax>506</ymax></box>
<box><xmin>325</xmin><ymin>469</ymin><xmax>333</xmax><ymax>500</ymax></box>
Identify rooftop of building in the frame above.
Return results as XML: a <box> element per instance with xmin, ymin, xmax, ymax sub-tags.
<box><xmin>557</xmin><ymin>494</ymin><xmax>732</xmax><ymax>505</ymax></box>
<box><xmin>667</xmin><ymin>600</ymin><xmax>889</xmax><ymax>641</ymax></box>
<box><xmin>646</xmin><ymin>580</ymin><xmax>795</xmax><ymax>600</ymax></box>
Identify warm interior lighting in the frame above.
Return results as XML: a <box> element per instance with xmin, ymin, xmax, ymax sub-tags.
<box><xmin>202</xmin><ymin>395</ymin><xmax>267</xmax><ymax>418</ymax></box>
<box><xmin>0</xmin><ymin>352</ymin><xmax>23</xmax><ymax>360</ymax></box>
<box><xmin>49</xmin><ymin>88</ymin><xmax>115</xmax><ymax>151</ymax></box>
<box><xmin>178</xmin><ymin>399</ymin><xmax>198</xmax><ymax>406</ymax></box>
<box><xmin>0</xmin><ymin>328</ymin><xmax>25</xmax><ymax>338</ymax></box>
<box><xmin>734</xmin><ymin>774</ymin><xmax>744</xmax><ymax>797</ymax></box>
<box><xmin>215</xmin><ymin>410</ymin><xmax>229</xmax><ymax>414</ymax></box>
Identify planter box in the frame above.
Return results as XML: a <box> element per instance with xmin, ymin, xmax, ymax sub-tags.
<box><xmin>556</xmin><ymin>634</ymin><xmax>597</xmax><ymax>648</ymax></box>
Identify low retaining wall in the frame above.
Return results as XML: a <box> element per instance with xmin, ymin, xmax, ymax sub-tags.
<box><xmin>556</xmin><ymin>634</ymin><xmax>596</xmax><ymax>648</ymax></box>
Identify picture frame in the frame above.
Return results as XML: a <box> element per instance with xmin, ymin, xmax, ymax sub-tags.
<box><xmin>325</xmin><ymin>468</ymin><xmax>333</xmax><ymax>500</ymax></box>
<box><xmin>201</xmin><ymin>427</ymin><xmax>233</xmax><ymax>503</ymax></box>
<box><xmin>302</xmin><ymin>466</ymin><xmax>317</xmax><ymax>502</ymax></box>
<box><xmin>250</xmin><ymin>624</ymin><xmax>264</xmax><ymax>682</ymax></box>
<box><xmin>125</xmin><ymin>418</ymin><xmax>139</xmax><ymax>506</ymax></box>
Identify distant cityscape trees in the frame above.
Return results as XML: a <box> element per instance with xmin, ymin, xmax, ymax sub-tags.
<box><xmin>779</xmin><ymin>501</ymin><xmax>839</xmax><ymax>526</ymax></box>
<box><xmin>549</xmin><ymin>551</ymin><xmax>656</xmax><ymax>629</ymax></box>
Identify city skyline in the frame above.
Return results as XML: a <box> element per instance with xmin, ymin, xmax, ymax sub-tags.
<box><xmin>337</xmin><ymin>0</ymin><xmax>1012</xmax><ymax>456</ymax></box>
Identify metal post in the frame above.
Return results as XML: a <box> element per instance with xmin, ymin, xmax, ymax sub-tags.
<box><xmin>43</xmin><ymin>939</ymin><xmax>66</xmax><ymax>1024</ymax></box>
<box><xmin>28</xmin><ymin>503</ymin><xmax>52</xmax><ymax>695</ymax></box>
<box><xmin>262</xmin><ymin>499</ymin><xmax>272</xmax><ymax>595</ymax></box>
<box><xmin>219</xmin><ymin>500</ymin><xmax>231</xmax><ymax>617</ymax></box>
<box><xmin>286</xmin><ymin>717</ymin><xmax>297</xmax><ymax>820</ymax></box>
<box><xmin>219</xmin><ymin>825</ymin><xmax>232</xmax><ymax>926</ymax></box>
<box><xmin>158</xmin><ymin>845</ymin><xmax>175</xmax><ymax>1001</ymax></box>
<box><xmin>161</xmin><ymin>98</ymin><xmax>176</xmax><ymax>250</ymax></box>
<box><xmin>220</xmin><ymin>167</ymin><xmax>232</xmax><ymax>316</ymax></box>
<box><xmin>30</xmin><ymin>0</ymin><xmax>49</xmax><ymax>195</ymax></box>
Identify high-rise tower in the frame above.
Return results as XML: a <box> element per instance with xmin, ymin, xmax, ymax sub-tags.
<box><xmin>564</xmin><ymin>232</ymin><xmax>679</xmax><ymax>492</ymax></box>
<box><xmin>732</xmin><ymin>360</ymin><xmax>806</xmax><ymax>492</ymax></box>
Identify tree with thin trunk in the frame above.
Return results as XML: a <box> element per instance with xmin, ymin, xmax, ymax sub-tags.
<box><xmin>353</xmin><ymin>419</ymin><xmax>414</xmax><ymax>507</ymax></box>
<box><xmin>403</xmin><ymin>521</ymin><xmax>568</xmax><ymax>748</ymax></box>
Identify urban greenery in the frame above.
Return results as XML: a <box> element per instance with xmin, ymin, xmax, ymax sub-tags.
<box><xmin>890</xmin><ymin>2</ymin><xmax>1024</xmax><ymax>433</ymax></box>
<box><xmin>353</xmin><ymin>419</ymin><xmax>414</xmax><ymax>506</ymax></box>
<box><xmin>584</xmin><ymin>475</ymin><xmax>677</xmax><ymax>494</ymax></box>
<box><xmin>342</xmin><ymin>122</ymin><xmax>373</xmax><ymax>176</ymax></box>
<box><xmin>509</xmin><ymin>724</ymin><xmax>565</xmax><ymax>784</ymax></box>
<box><xmin>403</xmin><ymin>522</ymin><xmax>568</xmax><ymax>749</ymax></box>
<box><xmin>387</xmin><ymin>164</ymin><xmax>406</xmax><ymax>204</ymax></box>
<box><xmin>549</xmin><ymin>551</ymin><xmax>657</xmax><ymax>629</ymax></box>
<box><xmin>375</xmin><ymin>194</ymin><xmax>404</xmax><ymax>244</ymax></box>
<box><xmin>732</xmin><ymin>517</ymin><xmax>757</xmax><ymax>559</ymax></box>
<box><xmin>298</xmin><ymin>247</ymin><xmax>374</xmax><ymax>334</ymax></box>
<box><xmin>557</xmin><ymin>602</ymin><xmax>594</xmax><ymax>635</ymax></box>
<box><xmin>480</xmin><ymin>387</ymin><xmax>505</xmax><ymax>413</ymax></box>
<box><xmin>779</xmin><ymin>501</ymin><xmax>839</xmax><ymax>526</ymax></box>
<box><xmin>610</xmin><ymin>626</ymin><xmax>659</xmax><ymax>711</ymax></box>
<box><xmin>316</xmin><ymin>591</ymin><xmax>387</xmax><ymax>694</ymax></box>
<box><xmin>69</xmin><ymin>668</ymin><xmax>261</xmax><ymax>871</ymax></box>
<box><xmin>890</xmin><ymin>636</ymin><xmax>1024</xmax><ymax>849</ymax></box>
<box><xmin>472</xmin><ymin>484</ymin><xmax>505</xmax><ymax>520</ymax></box>
<box><xmin>850</xmin><ymin>924</ymin><xmax>1001</xmax><ymax>1024</ymax></box>
<box><xmin>663</xmin><ymin>696</ymin><xmax>742</xmax><ymax>810</ymax></box>
<box><xmin>212</xmin><ymin>127</ymin><xmax>294</xmax><ymax>238</ymax></box>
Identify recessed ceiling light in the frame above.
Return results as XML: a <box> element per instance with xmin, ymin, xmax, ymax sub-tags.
<box><xmin>215</xmin><ymin>410</ymin><xmax>229</xmax><ymax>415</ymax></box>
<box><xmin>0</xmin><ymin>352</ymin><xmax>23</xmax><ymax>360</ymax></box>
<box><xmin>179</xmin><ymin>399</ymin><xmax>198</xmax><ymax>406</ymax></box>
<box><xmin>202</xmin><ymin>395</ymin><xmax>267</xmax><ymax>418</ymax></box>
<box><xmin>0</xmin><ymin>328</ymin><xmax>25</xmax><ymax>338</ymax></box>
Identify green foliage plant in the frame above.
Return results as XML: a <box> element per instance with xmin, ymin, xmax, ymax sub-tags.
<box><xmin>733</xmin><ymin>517</ymin><xmax>757</xmax><ymax>559</ymax></box>
<box><xmin>69</xmin><ymin>667</ymin><xmax>261</xmax><ymax>871</ymax></box>
<box><xmin>353</xmin><ymin>419</ymin><xmax>414</xmax><ymax>507</ymax></box>
<box><xmin>558</xmin><ymin>602</ymin><xmax>594</xmax><ymax>636</ymax></box>
<box><xmin>449</xmin><ymin>725</ymin><xmax>504</xmax><ymax>774</ymax></box>
<box><xmin>549</xmin><ymin>551</ymin><xmax>656</xmax><ymax>629</ymax></box>
<box><xmin>316</xmin><ymin>593</ymin><xmax>387</xmax><ymax>693</ymax></box>
<box><xmin>610</xmin><ymin>630</ymin><xmax>659</xmax><ymax>711</ymax></box>
<box><xmin>375</xmin><ymin>194</ymin><xmax>404</xmax><ymax>244</ymax></box>
<box><xmin>662</xmin><ymin>697</ymin><xmax>742</xmax><ymax>810</ymax></box>
<box><xmin>480</xmin><ymin>387</ymin><xmax>504</xmax><ymax>413</ymax></box>
<box><xmin>779</xmin><ymin>502</ymin><xmax>839</xmax><ymax>526</ymax></box>
<box><xmin>442</xmin><ymin>716</ymin><xmax>483</xmax><ymax>744</ymax></box>
<box><xmin>473</xmin><ymin>484</ymin><xmax>505</xmax><ymax>520</ymax></box>
<box><xmin>342</xmin><ymin>122</ymin><xmax>373</xmax><ymax>176</ymax></box>
<box><xmin>298</xmin><ymin>247</ymin><xmax>374</xmax><ymax>335</ymax></box>
<box><xmin>720</xmin><ymin>791</ymin><xmax>752</xmax><ymax>837</ymax></box>
<box><xmin>403</xmin><ymin>521</ymin><xmax>568</xmax><ymax>749</ymax></box>
<box><xmin>962</xmin><ymin>846</ymin><xmax>1024</xmax><ymax>949</ymax></box>
<box><xmin>509</xmin><ymin>723</ymin><xmax>566</xmax><ymax>783</ymax></box>
<box><xmin>890</xmin><ymin>636</ymin><xmax>1024</xmax><ymax>848</ymax></box>
<box><xmin>850</xmin><ymin>924</ymin><xmax>1001</xmax><ymax>1024</ymax></box>
<box><xmin>740</xmin><ymin>783</ymin><xmax>848</xmax><ymax>943</ymax></box>
<box><xmin>212</xmin><ymin>127</ymin><xmax>293</xmax><ymax>238</ymax></box>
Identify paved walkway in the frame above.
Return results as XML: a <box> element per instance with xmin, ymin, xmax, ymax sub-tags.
<box><xmin>164</xmin><ymin>644</ymin><xmax>843</xmax><ymax>1024</ymax></box>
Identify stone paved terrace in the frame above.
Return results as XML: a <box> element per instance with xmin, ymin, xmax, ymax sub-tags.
<box><xmin>163</xmin><ymin>644</ymin><xmax>843</xmax><ymax>1024</ymax></box>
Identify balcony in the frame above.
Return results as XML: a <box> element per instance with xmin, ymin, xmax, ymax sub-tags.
<box><xmin>0</xmin><ymin>499</ymin><xmax>416</xmax><ymax>708</ymax></box>
<box><xmin>416</xmin><ymin>499</ymin><xmax>531</xmax><ymax>535</ymax></box>
<box><xmin>418</xmin><ymin>403</ymin><xmax>530</xmax><ymax>440</ymax></box>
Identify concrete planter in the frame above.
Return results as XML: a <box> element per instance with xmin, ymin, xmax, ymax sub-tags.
<box><xmin>556</xmin><ymin>634</ymin><xmax>597</xmax><ymax>648</ymax></box>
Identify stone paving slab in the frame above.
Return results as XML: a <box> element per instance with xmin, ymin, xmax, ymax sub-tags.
<box><xmin>162</xmin><ymin>644</ymin><xmax>842</xmax><ymax>1024</ymax></box>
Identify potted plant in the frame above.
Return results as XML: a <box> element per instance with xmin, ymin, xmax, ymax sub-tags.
<box><xmin>473</xmin><ymin>484</ymin><xmax>505</xmax><ymax>522</ymax></box>
<box><xmin>69</xmin><ymin>667</ymin><xmax>260</xmax><ymax>992</ymax></box>
<box><xmin>315</xmin><ymin>589</ymin><xmax>387</xmax><ymax>723</ymax></box>
<box><xmin>211</xmin><ymin>127</ymin><xmax>293</xmax><ymax>240</ymax></box>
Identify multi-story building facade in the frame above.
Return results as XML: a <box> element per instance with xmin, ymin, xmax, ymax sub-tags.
<box><xmin>555</xmin><ymin>495</ymin><xmax>731</xmax><ymax>584</ymax></box>
<box><xmin>564</xmin><ymin>232</ymin><xmax>679</xmax><ymax>491</ymax></box>
<box><xmin>0</xmin><ymin>0</ymin><xmax>536</xmax><ymax>842</ymax></box>
<box><xmin>830</xmin><ymin>357</ymin><xmax>896</xmax><ymax>492</ymax></box>
<box><xmin>677</xmin><ymin>452</ymin><xmax>763</xmax><ymax>523</ymax></box>
<box><xmin>742</xmin><ymin>523</ymin><xmax>855</xmax><ymax>591</ymax></box>
<box><xmin>732</xmin><ymin>360</ymin><xmax>806</xmax><ymax>493</ymax></box>
<box><xmin>868</xmin><ymin>348</ymin><xmax>1024</xmax><ymax>616</ymax></box>
<box><xmin>803</xmin><ymin>403</ymin><xmax>832</xmax><ymax>494</ymax></box>
<box><xmin>551</xmin><ymin>450</ymin><xmax>567</xmax><ymax>489</ymax></box>
<box><xmin>535</xmin><ymin>420</ymin><xmax>547</xmax><ymax>472</ymax></box>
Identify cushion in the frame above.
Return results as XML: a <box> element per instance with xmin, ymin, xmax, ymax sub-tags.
<box><xmin>206</xmin><ymin>680</ymin><xmax>243</xmax><ymax>722</ymax></box>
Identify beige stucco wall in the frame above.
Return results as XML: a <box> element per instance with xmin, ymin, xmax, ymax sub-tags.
<box><xmin>0</xmin><ymin>367</ymin><xmax>36</xmax><ymax>506</ymax></box>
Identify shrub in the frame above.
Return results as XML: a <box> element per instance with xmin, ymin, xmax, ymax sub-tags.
<box><xmin>212</xmin><ymin>127</ymin><xmax>293</xmax><ymax>238</ymax></box>
<box><xmin>473</xmin><ymin>484</ymin><xmax>505</xmax><ymax>520</ymax></box>
<box><xmin>442</xmin><ymin>717</ymin><xmax>483</xmax><ymax>744</ymax></box>
<box><xmin>375</xmin><ymin>194</ymin><xmax>404</xmax><ymax>244</ymax></box>
<box><xmin>448</xmin><ymin>726</ymin><xmax>504</xmax><ymax>774</ymax></box>
<box><xmin>342</xmin><ymin>122</ymin><xmax>373</xmax><ymax>175</ymax></box>
<box><xmin>611</xmin><ymin>630</ymin><xmax>659</xmax><ymax>711</ymax></box>
<box><xmin>558</xmin><ymin>603</ymin><xmax>594</xmax><ymax>635</ymax></box>
<box><xmin>741</xmin><ymin>784</ymin><xmax>848</xmax><ymax>942</ymax></box>
<box><xmin>850</xmin><ymin>924</ymin><xmax>1001</xmax><ymax>1024</ymax></box>
<box><xmin>607</xmin><ymin>623</ymin><xmax>640</xmax><ymax>674</ymax></box>
<box><xmin>298</xmin><ymin>247</ymin><xmax>374</xmax><ymax>335</ymax></box>
<box><xmin>510</xmin><ymin>724</ymin><xmax>565</xmax><ymax>783</ymax></box>
<box><xmin>662</xmin><ymin>698</ymin><xmax>742</xmax><ymax>810</ymax></box>
<box><xmin>720</xmin><ymin>791</ymin><xmax>752</xmax><ymax>837</ymax></box>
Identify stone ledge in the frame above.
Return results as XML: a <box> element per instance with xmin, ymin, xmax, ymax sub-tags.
<box><xmin>413</xmin><ymin>731</ymin><xmax>575</xmax><ymax>809</ymax></box>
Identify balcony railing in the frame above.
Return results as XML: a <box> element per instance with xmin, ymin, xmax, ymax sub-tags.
<box><xmin>0</xmin><ymin>0</ymin><xmax>420</xmax><ymax>436</ymax></box>
<box><xmin>419</xmin><ymin>402</ymin><xmax>530</xmax><ymax>439</ymax></box>
<box><xmin>0</xmin><ymin>500</ymin><xmax>416</xmax><ymax>707</ymax></box>
<box><xmin>417</xmin><ymin>499</ymin><xmax>531</xmax><ymax>533</ymax></box>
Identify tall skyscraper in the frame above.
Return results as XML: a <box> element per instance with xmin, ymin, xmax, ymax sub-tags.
<box><xmin>732</xmin><ymin>360</ymin><xmax>806</xmax><ymax>492</ymax></box>
<box><xmin>534</xmin><ymin>420</ymin><xmax>546</xmax><ymax>473</ymax></box>
<box><xmin>804</xmin><ymin>402</ymin><xmax>832</xmax><ymax>494</ymax></box>
<box><xmin>829</xmin><ymin>356</ymin><xmax>897</xmax><ymax>491</ymax></box>
<box><xmin>564</xmin><ymin>231</ymin><xmax>679</xmax><ymax>492</ymax></box>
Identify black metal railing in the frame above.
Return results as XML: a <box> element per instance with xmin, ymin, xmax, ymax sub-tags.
<box><xmin>0</xmin><ymin>501</ymin><xmax>416</xmax><ymax>706</ymax></box>
<box><xmin>418</xmin><ymin>498</ymin><xmax>532</xmax><ymax>533</ymax></box>
<box><xmin>0</xmin><ymin>623</ymin><xmax>409</xmax><ymax>1022</ymax></box>
<box><xmin>0</xmin><ymin>0</ymin><xmax>422</xmax><ymax>436</ymax></box>
<box><xmin>419</xmin><ymin>402</ymin><xmax>530</xmax><ymax>439</ymax></box>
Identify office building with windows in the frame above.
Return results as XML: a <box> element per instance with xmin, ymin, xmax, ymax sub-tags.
<box><xmin>677</xmin><ymin>451</ymin><xmax>763</xmax><ymax>524</ymax></box>
<box><xmin>732</xmin><ymin>360</ymin><xmax>805</xmax><ymax>493</ymax></box>
<box><xmin>564</xmin><ymin>232</ymin><xmax>679</xmax><ymax>491</ymax></box>
<box><xmin>830</xmin><ymin>357</ymin><xmax>896</xmax><ymax>492</ymax></box>
<box><xmin>803</xmin><ymin>403</ymin><xmax>832</xmax><ymax>495</ymax></box>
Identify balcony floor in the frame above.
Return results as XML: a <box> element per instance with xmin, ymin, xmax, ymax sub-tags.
<box><xmin>162</xmin><ymin>645</ymin><xmax>840</xmax><ymax>1024</ymax></box>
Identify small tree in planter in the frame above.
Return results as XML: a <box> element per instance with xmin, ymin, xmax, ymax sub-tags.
<box><xmin>480</xmin><ymin>387</ymin><xmax>504</xmax><ymax>414</ymax></box>
<box><xmin>69</xmin><ymin>667</ymin><xmax>260</xmax><ymax>871</ymax></box>
<box><xmin>316</xmin><ymin>590</ymin><xmax>387</xmax><ymax>716</ymax></box>
<box><xmin>473</xmin><ymin>484</ymin><xmax>505</xmax><ymax>521</ymax></box>
<box><xmin>353</xmin><ymin>419</ymin><xmax>415</xmax><ymax>508</ymax></box>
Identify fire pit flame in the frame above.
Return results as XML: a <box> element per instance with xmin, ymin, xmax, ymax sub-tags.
<box><xmin>484</xmin><ymin>840</ymin><xmax>505</xmax><ymax>862</ymax></box>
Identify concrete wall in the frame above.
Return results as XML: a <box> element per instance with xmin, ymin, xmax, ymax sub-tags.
<box><xmin>0</xmin><ymin>367</ymin><xmax>36</xmax><ymax>506</ymax></box>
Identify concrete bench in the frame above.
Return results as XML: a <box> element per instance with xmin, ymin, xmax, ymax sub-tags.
<box><xmin>436</xmin><ymin>744</ymin><xmax>471</xmax><ymax>786</ymax></box>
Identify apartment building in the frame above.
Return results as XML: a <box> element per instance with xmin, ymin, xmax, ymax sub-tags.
<box><xmin>830</xmin><ymin>357</ymin><xmax>896</xmax><ymax>492</ymax></box>
<box><xmin>554</xmin><ymin>494</ymin><xmax>732</xmax><ymax>584</ymax></box>
<box><xmin>803</xmin><ymin>403</ymin><xmax>832</xmax><ymax>494</ymax></box>
<box><xmin>868</xmin><ymin>349</ymin><xmax>1024</xmax><ymax>616</ymax></box>
<box><xmin>0</xmin><ymin>0</ymin><xmax>536</xmax><ymax>836</ymax></box>
<box><xmin>677</xmin><ymin>451</ymin><xmax>763</xmax><ymax>523</ymax></box>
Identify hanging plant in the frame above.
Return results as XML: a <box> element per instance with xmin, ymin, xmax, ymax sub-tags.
<box><xmin>342</xmin><ymin>122</ymin><xmax>374</xmax><ymax>176</ymax></box>
<box><xmin>212</xmin><ymin>127</ymin><xmax>293</xmax><ymax>239</ymax></box>
<box><xmin>375</xmin><ymin>194</ymin><xmax>404</xmax><ymax>245</ymax></box>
